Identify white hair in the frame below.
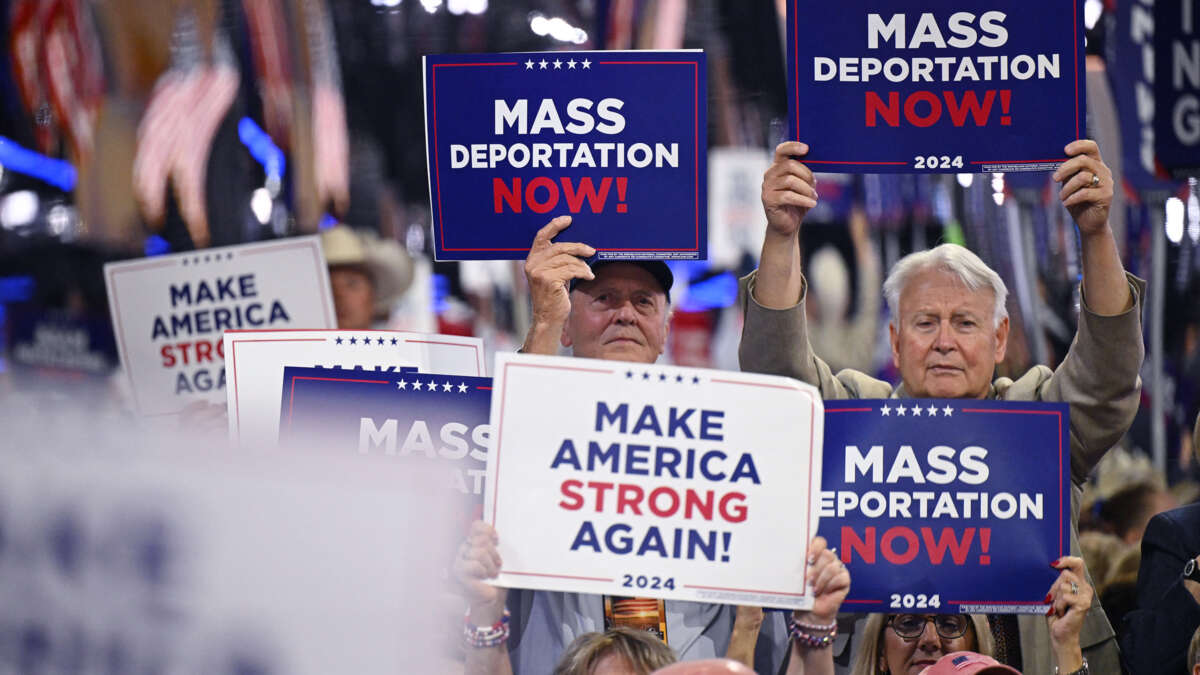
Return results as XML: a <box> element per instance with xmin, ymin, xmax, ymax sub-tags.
<box><xmin>882</xmin><ymin>244</ymin><xmax>1009</xmax><ymax>328</ymax></box>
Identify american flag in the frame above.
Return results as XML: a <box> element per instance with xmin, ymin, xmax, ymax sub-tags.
<box><xmin>306</xmin><ymin>0</ymin><xmax>349</xmax><ymax>217</ymax></box>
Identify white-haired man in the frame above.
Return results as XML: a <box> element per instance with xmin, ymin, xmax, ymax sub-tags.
<box><xmin>457</xmin><ymin>216</ymin><xmax>792</xmax><ymax>674</ymax></box>
<box><xmin>739</xmin><ymin>140</ymin><xmax>1144</xmax><ymax>674</ymax></box>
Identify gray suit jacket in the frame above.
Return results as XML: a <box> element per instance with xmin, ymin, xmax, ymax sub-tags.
<box><xmin>737</xmin><ymin>270</ymin><xmax>1146</xmax><ymax>675</ymax></box>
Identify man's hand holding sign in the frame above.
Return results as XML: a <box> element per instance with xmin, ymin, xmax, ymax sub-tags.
<box><xmin>742</xmin><ymin>127</ymin><xmax>1144</xmax><ymax>672</ymax></box>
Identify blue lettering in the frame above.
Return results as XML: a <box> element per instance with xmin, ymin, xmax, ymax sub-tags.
<box><xmin>667</xmin><ymin>408</ymin><xmax>695</xmax><ymax>438</ymax></box>
<box><xmin>700</xmin><ymin>450</ymin><xmax>727</xmax><ymax>481</ymax></box>
<box><xmin>699</xmin><ymin>410</ymin><xmax>724</xmax><ymax>441</ymax></box>
<box><xmin>569</xmin><ymin>521</ymin><xmax>602</xmax><ymax>552</ymax></box>
<box><xmin>730</xmin><ymin>454</ymin><xmax>761</xmax><ymax>485</ymax></box>
<box><xmin>550</xmin><ymin>439</ymin><xmax>582</xmax><ymax>470</ymax></box>
<box><xmin>595</xmin><ymin>402</ymin><xmax>628</xmax><ymax>432</ymax></box>
<box><xmin>631</xmin><ymin>406</ymin><xmax>663</xmax><ymax>436</ymax></box>
<box><xmin>588</xmin><ymin>441</ymin><xmax>620</xmax><ymax>471</ymax></box>
<box><xmin>626</xmin><ymin>444</ymin><xmax>650</xmax><ymax>475</ymax></box>
<box><xmin>636</xmin><ymin>527</ymin><xmax>668</xmax><ymax>557</ymax></box>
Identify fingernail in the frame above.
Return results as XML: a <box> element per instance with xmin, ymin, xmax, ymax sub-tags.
<box><xmin>1044</xmin><ymin>593</ymin><xmax>1053</xmax><ymax>603</ymax></box>
<box><xmin>1050</xmin><ymin>558</ymin><xmax>1061</xmax><ymax>567</ymax></box>
<box><xmin>1046</xmin><ymin>606</ymin><xmax>1055</xmax><ymax>616</ymax></box>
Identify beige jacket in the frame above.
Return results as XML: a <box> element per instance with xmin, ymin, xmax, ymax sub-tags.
<box><xmin>738</xmin><ymin>271</ymin><xmax>1147</xmax><ymax>674</ymax></box>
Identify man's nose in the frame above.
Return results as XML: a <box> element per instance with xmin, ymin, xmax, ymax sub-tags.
<box><xmin>933</xmin><ymin>321</ymin><xmax>955</xmax><ymax>352</ymax></box>
<box><xmin>613</xmin><ymin>300</ymin><xmax>637</xmax><ymax>323</ymax></box>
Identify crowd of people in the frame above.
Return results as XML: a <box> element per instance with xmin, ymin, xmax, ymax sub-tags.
<box><xmin>438</xmin><ymin>139</ymin><xmax>1200</xmax><ymax>675</ymax></box>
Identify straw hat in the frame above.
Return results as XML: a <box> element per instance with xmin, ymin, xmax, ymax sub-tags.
<box><xmin>320</xmin><ymin>225</ymin><xmax>414</xmax><ymax>315</ymax></box>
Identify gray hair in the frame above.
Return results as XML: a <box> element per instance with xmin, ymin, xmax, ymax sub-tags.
<box><xmin>882</xmin><ymin>244</ymin><xmax>1009</xmax><ymax>328</ymax></box>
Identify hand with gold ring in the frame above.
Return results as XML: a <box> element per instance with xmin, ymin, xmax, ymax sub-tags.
<box><xmin>1052</xmin><ymin>139</ymin><xmax>1114</xmax><ymax>237</ymax></box>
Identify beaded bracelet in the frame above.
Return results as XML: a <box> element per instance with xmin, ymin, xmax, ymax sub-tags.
<box><xmin>791</xmin><ymin>618</ymin><xmax>837</xmax><ymax>633</ymax></box>
<box><xmin>788</xmin><ymin>618</ymin><xmax>837</xmax><ymax>649</ymax></box>
<box><xmin>463</xmin><ymin>609</ymin><xmax>511</xmax><ymax>648</ymax></box>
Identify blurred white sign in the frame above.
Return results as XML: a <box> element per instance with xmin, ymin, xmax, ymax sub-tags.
<box><xmin>103</xmin><ymin>237</ymin><xmax>336</xmax><ymax>417</ymax></box>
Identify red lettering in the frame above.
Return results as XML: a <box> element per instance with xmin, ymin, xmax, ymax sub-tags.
<box><xmin>616</xmin><ymin>484</ymin><xmax>644</xmax><ymax>515</ymax></box>
<box><xmin>526</xmin><ymin>176</ymin><xmax>559</xmax><ymax>213</ymax></box>
<box><xmin>196</xmin><ymin>340</ymin><xmax>214</xmax><ymax>363</ymax></box>
<box><xmin>904</xmin><ymin>91</ymin><xmax>941</xmax><ymax>128</ymax></box>
<box><xmin>559</xmin><ymin>479</ymin><xmax>584</xmax><ymax>510</ymax></box>
<box><xmin>920</xmin><ymin>527</ymin><xmax>975</xmax><ymax>565</ymax></box>
<box><xmin>160</xmin><ymin>344</ymin><xmax>176</xmax><ymax>367</ymax></box>
<box><xmin>494</xmin><ymin>177</ymin><xmax>522</xmax><ymax>213</ymax></box>
<box><xmin>684</xmin><ymin>490</ymin><xmax>713</xmax><ymax>520</ymax></box>
<box><xmin>718</xmin><ymin>492</ymin><xmax>747</xmax><ymax>523</ymax></box>
<box><xmin>881</xmin><ymin>526</ymin><xmax>920</xmax><ymax>564</ymax></box>
<box><xmin>865</xmin><ymin>91</ymin><xmax>900</xmax><ymax>127</ymax></box>
<box><xmin>648</xmin><ymin>487</ymin><xmax>680</xmax><ymax>517</ymax></box>
<box><xmin>843</xmin><ymin>526</ymin><xmax>876</xmax><ymax>564</ymax></box>
<box><xmin>943</xmin><ymin>90</ymin><xmax>995</xmax><ymax>127</ymax></box>
<box><xmin>562</xmin><ymin>177</ymin><xmax>611</xmax><ymax>213</ymax></box>
<box><xmin>587</xmin><ymin>481</ymin><xmax>615</xmax><ymax>510</ymax></box>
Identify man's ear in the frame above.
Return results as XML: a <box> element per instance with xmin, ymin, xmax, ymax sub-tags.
<box><xmin>993</xmin><ymin>316</ymin><xmax>1010</xmax><ymax>364</ymax></box>
<box><xmin>659</xmin><ymin>309</ymin><xmax>672</xmax><ymax>356</ymax></box>
<box><xmin>889</xmin><ymin>321</ymin><xmax>901</xmax><ymax>369</ymax></box>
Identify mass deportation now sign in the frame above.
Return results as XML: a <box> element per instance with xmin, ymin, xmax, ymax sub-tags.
<box><xmin>104</xmin><ymin>238</ymin><xmax>335</xmax><ymax>417</ymax></box>
<box><xmin>817</xmin><ymin>399</ymin><xmax>1071</xmax><ymax>614</ymax></box>
<box><xmin>484</xmin><ymin>353</ymin><xmax>823</xmax><ymax>609</ymax></box>
<box><xmin>423</xmin><ymin>50</ymin><xmax>706</xmax><ymax>261</ymax></box>
<box><xmin>786</xmin><ymin>0</ymin><xmax>1085</xmax><ymax>173</ymax></box>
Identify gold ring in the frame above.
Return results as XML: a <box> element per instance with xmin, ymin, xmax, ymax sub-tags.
<box><xmin>1089</xmin><ymin>173</ymin><xmax>1100</xmax><ymax>188</ymax></box>
<box><xmin>1070</xmin><ymin>581</ymin><xmax>1079</xmax><ymax>595</ymax></box>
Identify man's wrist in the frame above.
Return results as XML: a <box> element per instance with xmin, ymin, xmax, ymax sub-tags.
<box><xmin>521</xmin><ymin>318</ymin><xmax>564</xmax><ymax>355</ymax></box>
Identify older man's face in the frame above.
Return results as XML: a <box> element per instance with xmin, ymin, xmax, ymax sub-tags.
<box><xmin>889</xmin><ymin>268</ymin><xmax>1008</xmax><ymax>399</ymax></box>
<box><xmin>562</xmin><ymin>263</ymin><xmax>669</xmax><ymax>364</ymax></box>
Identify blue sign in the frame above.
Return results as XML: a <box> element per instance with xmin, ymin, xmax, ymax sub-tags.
<box><xmin>1104</xmin><ymin>0</ymin><xmax>1179</xmax><ymax>192</ymax></box>
<box><xmin>423</xmin><ymin>50</ymin><xmax>707</xmax><ymax>261</ymax></box>
<box><xmin>279</xmin><ymin>366</ymin><xmax>492</xmax><ymax>526</ymax></box>
<box><xmin>786</xmin><ymin>0</ymin><xmax>1086</xmax><ymax>173</ymax></box>
<box><xmin>816</xmin><ymin>399</ymin><xmax>1070</xmax><ymax>614</ymax></box>
<box><xmin>1154</xmin><ymin>0</ymin><xmax>1200</xmax><ymax>178</ymax></box>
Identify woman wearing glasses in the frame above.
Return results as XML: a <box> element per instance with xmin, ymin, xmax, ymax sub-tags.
<box><xmin>841</xmin><ymin>557</ymin><xmax>1093</xmax><ymax>675</ymax></box>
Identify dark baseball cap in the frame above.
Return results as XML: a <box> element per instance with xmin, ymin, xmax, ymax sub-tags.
<box><xmin>569</xmin><ymin>257</ymin><xmax>673</xmax><ymax>303</ymax></box>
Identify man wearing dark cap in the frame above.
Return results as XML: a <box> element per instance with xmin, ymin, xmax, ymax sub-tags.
<box><xmin>455</xmin><ymin>216</ymin><xmax>789</xmax><ymax>674</ymax></box>
<box><xmin>519</xmin><ymin>215</ymin><xmax>673</xmax><ymax>362</ymax></box>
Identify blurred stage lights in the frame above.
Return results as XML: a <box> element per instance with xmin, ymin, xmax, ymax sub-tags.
<box><xmin>420</xmin><ymin>0</ymin><xmax>441</xmax><ymax>12</ymax></box>
<box><xmin>447</xmin><ymin>0</ymin><xmax>486</xmax><ymax>14</ymax></box>
<box><xmin>956</xmin><ymin>173</ymin><xmax>974</xmax><ymax>188</ymax></box>
<box><xmin>251</xmin><ymin>188</ymin><xmax>273</xmax><ymax>225</ymax></box>
<box><xmin>0</xmin><ymin>190</ymin><xmax>38</xmax><ymax>229</ymax></box>
<box><xmin>369</xmin><ymin>0</ymin><xmax>401</xmax><ymax>6</ymax></box>
<box><xmin>529</xmin><ymin>12</ymin><xmax>588</xmax><ymax>44</ymax></box>
<box><xmin>1166</xmin><ymin>196</ymin><xmax>1184</xmax><ymax>244</ymax></box>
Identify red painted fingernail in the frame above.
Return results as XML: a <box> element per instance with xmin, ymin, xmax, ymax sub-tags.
<box><xmin>1046</xmin><ymin>606</ymin><xmax>1055</xmax><ymax>616</ymax></box>
<box><xmin>1044</xmin><ymin>593</ymin><xmax>1053</xmax><ymax>603</ymax></box>
<box><xmin>1050</xmin><ymin>558</ymin><xmax>1062</xmax><ymax>567</ymax></box>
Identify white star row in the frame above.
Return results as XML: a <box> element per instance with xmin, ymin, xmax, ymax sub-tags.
<box><xmin>524</xmin><ymin>58</ymin><xmax>591</xmax><ymax>70</ymax></box>
<box><xmin>880</xmin><ymin>403</ymin><xmax>954</xmax><ymax>417</ymax></box>
<box><xmin>396</xmin><ymin>380</ymin><xmax>471</xmax><ymax>393</ymax></box>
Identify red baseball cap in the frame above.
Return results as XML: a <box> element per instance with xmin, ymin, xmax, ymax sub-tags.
<box><xmin>918</xmin><ymin>652</ymin><xmax>1022</xmax><ymax>675</ymax></box>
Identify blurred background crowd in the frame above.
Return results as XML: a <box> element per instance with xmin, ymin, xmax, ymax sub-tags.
<box><xmin>0</xmin><ymin>0</ymin><xmax>1197</xmax><ymax>658</ymax></box>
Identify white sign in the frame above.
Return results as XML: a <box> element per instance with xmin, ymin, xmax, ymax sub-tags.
<box><xmin>0</xmin><ymin>424</ymin><xmax>459</xmax><ymax>674</ymax></box>
<box><xmin>103</xmin><ymin>237</ymin><xmax>336</xmax><ymax>416</ymax></box>
<box><xmin>224</xmin><ymin>329</ymin><xmax>486</xmax><ymax>448</ymax></box>
<box><xmin>484</xmin><ymin>352</ymin><xmax>825</xmax><ymax>609</ymax></box>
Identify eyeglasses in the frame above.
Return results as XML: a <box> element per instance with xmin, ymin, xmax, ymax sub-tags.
<box><xmin>887</xmin><ymin>614</ymin><xmax>970</xmax><ymax>640</ymax></box>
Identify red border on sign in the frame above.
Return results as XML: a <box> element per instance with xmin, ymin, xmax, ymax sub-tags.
<box><xmin>429</xmin><ymin>58</ymin><xmax>702</xmax><ymax>254</ymax></box>
<box><xmin>490</xmin><ymin>363</ymin><xmax>818</xmax><ymax>600</ymax></box>
<box><xmin>789</xmin><ymin>0</ymin><xmax>1083</xmax><ymax>167</ymax></box>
